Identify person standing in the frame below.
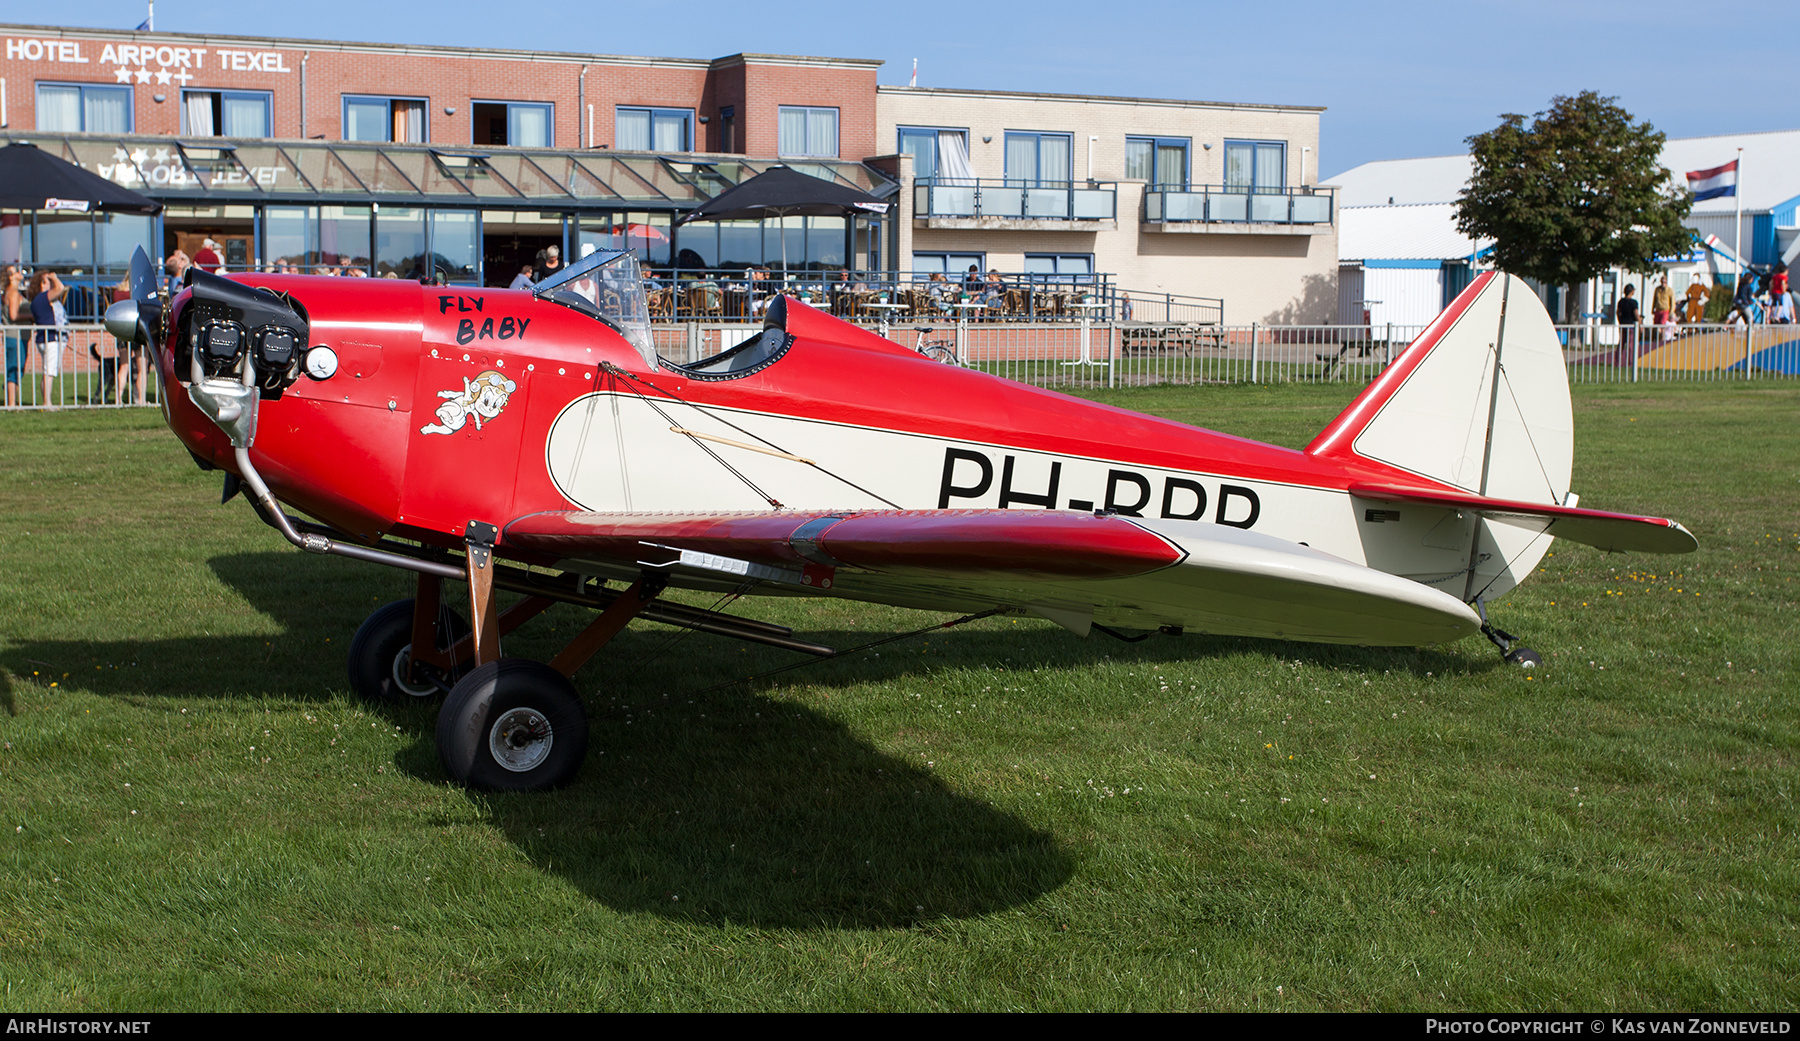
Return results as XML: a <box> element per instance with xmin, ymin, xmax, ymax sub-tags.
<box><xmin>3</xmin><ymin>264</ymin><xmax>24</xmax><ymax>407</ymax></box>
<box><xmin>537</xmin><ymin>245</ymin><xmax>562</xmax><ymax>283</ymax></box>
<box><xmin>1616</xmin><ymin>283</ymin><xmax>1640</xmax><ymax>359</ymax></box>
<box><xmin>1728</xmin><ymin>271</ymin><xmax>1757</xmax><ymax>325</ymax></box>
<box><xmin>1682</xmin><ymin>277</ymin><xmax>1709</xmax><ymax>323</ymax></box>
<box><xmin>28</xmin><ymin>270</ymin><xmax>69</xmax><ymax>408</ymax></box>
<box><xmin>194</xmin><ymin>238</ymin><xmax>223</xmax><ymax>273</ymax></box>
<box><xmin>1651</xmin><ymin>275</ymin><xmax>1674</xmax><ymax>326</ymax></box>
<box><xmin>165</xmin><ymin>250</ymin><xmax>192</xmax><ymax>295</ymax></box>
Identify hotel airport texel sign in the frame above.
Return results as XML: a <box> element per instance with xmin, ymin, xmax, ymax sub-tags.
<box><xmin>5</xmin><ymin>35</ymin><xmax>295</xmax><ymax>83</ymax></box>
<box><xmin>6</xmin><ymin>34</ymin><xmax>296</xmax><ymax>191</ymax></box>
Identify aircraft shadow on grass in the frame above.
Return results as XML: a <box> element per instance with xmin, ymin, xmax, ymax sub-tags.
<box><xmin>1</xmin><ymin>550</ymin><xmax>1477</xmax><ymax>928</ymax></box>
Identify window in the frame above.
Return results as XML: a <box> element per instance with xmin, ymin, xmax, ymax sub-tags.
<box><xmin>913</xmin><ymin>252</ymin><xmax>985</xmax><ymax>277</ymax></box>
<box><xmin>615</xmin><ymin>107</ymin><xmax>691</xmax><ymax>152</ymax></box>
<box><xmin>718</xmin><ymin>106</ymin><xmax>736</xmax><ymax>153</ymax></box>
<box><xmin>472</xmin><ymin>101</ymin><xmax>552</xmax><ymax>148</ymax></box>
<box><xmin>181</xmin><ymin>90</ymin><xmax>271</xmax><ymax>138</ymax></box>
<box><xmin>36</xmin><ymin>83</ymin><xmax>132</xmax><ymax>133</ymax></box>
<box><xmin>1023</xmin><ymin>254</ymin><xmax>1094</xmax><ymax>284</ymax></box>
<box><xmin>343</xmin><ymin>95</ymin><xmax>427</xmax><ymax>143</ymax></box>
<box><xmin>1125</xmin><ymin>136</ymin><xmax>1188</xmax><ymax>188</ymax></box>
<box><xmin>779</xmin><ymin>106</ymin><xmax>839</xmax><ymax>158</ymax></box>
<box><xmin>1224</xmin><ymin>140</ymin><xmax>1285</xmax><ymax>192</ymax></box>
<box><xmin>1004</xmin><ymin>132</ymin><xmax>1071</xmax><ymax>186</ymax></box>
<box><xmin>899</xmin><ymin>127</ymin><xmax>969</xmax><ymax>180</ymax></box>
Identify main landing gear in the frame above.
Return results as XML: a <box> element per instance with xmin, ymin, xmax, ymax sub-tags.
<box><xmin>343</xmin><ymin>522</ymin><xmax>670</xmax><ymax>792</ymax></box>
<box><xmin>1476</xmin><ymin>600</ymin><xmax>1542</xmax><ymax>669</ymax></box>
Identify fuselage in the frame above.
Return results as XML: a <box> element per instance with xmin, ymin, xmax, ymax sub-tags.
<box><xmin>156</xmin><ymin>274</ymin><xmax>1513</xmax><ymax>595</ymax></box>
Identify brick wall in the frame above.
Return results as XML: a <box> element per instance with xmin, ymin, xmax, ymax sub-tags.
<box><xmin>0</xmin><ymin>25</ymin><xmax>877</xmax><ymax>158</ymax></box>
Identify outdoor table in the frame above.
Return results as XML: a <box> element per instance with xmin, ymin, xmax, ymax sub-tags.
<box><xmin>863</xmin><ymin>301</ymin><xmax>909</xmax><ymax>339</ymax></box>
<box><xmin>949</xmin><ymin>301</ymin><xmax>986</xmax><ymax>363</ymax></box>
<box><xmin>1068</xmin><ymin>301</ymin><xmax>1110</xmax><ymax>366</ymax></box>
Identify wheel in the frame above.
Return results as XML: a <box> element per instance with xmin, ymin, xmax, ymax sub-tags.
<box><xmin>436</xmin><ymin>659</ymin><xmax>589</xmax><ymax>792</ymax></box>
<box><xmin>346</xmin><ymin>599</ymin><xmax>469</xmax><ymax>704</ymax></box>
<box><xmin>921</xmin><ymin>344</ymin><xmax>958</xmax><ymax>365</ymax></box>
<box><xmin>1505</xmin><ymin>647</ymin><xmax>1544</xmax><ymax>669</ymax></box>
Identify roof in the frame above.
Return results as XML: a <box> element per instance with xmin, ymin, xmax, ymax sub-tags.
<box><xmin>1338</xmin><ymin>203</ymin><xmax>1487</xmax><ymax>262</ymax></box>
<box><xmin>0</xmin><ymin>23</ymin><xmax>880</xmax><ymax>70</ymax></box>
<box><xmin>1327</xmin><ymin>128</ymin><xmax>1800</xmax><ymax>214</ymax></box>
<box><xmin>878</xmin><ymin>85</ymin><xmax>1324</xmax><ymax>114</ymax></box>
<box><xmin>0</xmin><ymin>133</ymin><xmax>894</xmax><ymax>211</ymax></box>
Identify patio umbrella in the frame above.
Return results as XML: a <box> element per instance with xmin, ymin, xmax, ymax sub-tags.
<box><xmin>0</xmin><ymin>143</ymin><xmax>161</xmax><ymax>214</ymax></box>
<box><xmin>620</xmin><ymin>223</ymin><xmax>668</xmax><ymax>243</ymax></box>
<box><xmin>675</xmin><ymin>165</ymin><xmax>887</xmax><ymax>271</ymax></box>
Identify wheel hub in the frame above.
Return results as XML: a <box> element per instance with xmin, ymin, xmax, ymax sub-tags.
<box><xmin>391</xmin><ymin>644</ymin><xmax>442</xmax><ymax>699</ymax></box>
<box><xmin>489</xmin><ymin>708</ymin><xmax>554</xmax><ymax>772</ymax></box>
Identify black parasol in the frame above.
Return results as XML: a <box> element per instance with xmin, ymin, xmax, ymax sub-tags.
<box><xmin>676</xmin><ymin>165</ymin><xmax>887</xmax><ymax>271</ymax></box>
<box><xmin>0</xmin><ymin>142</ymin><xmax>161</xmax><ymax>214</ymax></box>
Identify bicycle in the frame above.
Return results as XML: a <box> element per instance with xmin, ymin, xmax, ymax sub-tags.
<box><xmin>912</xmin><ymin>325</ymin><xmax>960</xmax><ymax>365</ymax></box>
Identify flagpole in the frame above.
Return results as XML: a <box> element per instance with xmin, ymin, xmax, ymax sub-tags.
<box><xmin>1734</xmin><ymin>147</ymin><xmax>1743</xmax><ymax>283</ymax></box>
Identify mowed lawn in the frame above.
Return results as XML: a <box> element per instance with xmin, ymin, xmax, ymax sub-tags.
<box><xmin>0</xmin><ymin>381</ymin><xmax>1794</xmax><ymax>1011</ymax></box>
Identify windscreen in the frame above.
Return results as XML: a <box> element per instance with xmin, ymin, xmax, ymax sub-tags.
<box><xmin>532</xmin><ymin>246</ymin><xmax>657</xmax><ymax>370</ymax></box>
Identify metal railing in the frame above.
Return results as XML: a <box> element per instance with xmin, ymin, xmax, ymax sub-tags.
<box><xmin>913</xmin><ymin>178</ymin><xmax>1118</xmax><ymax>221</ymax></box>
<box><xmin>8</xmin><ymin>319</ymin><xmax>1793</xmax><ymax>411</ymax></box>
<box><xmin>637</xmin><ymin>268</ymin><xmax>1121</xmax><ymax>323</ymax></box>
<box><xmin>1144</xmin><ymin>184</ymin><xmax>1335</xmax><ymax>226</ymax></box>
<box><xmin>3</xmin><ymin>325</ymin><xmax>159</xmax><ymax>409</ymax></box>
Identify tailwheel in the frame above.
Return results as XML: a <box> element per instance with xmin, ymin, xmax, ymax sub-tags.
<box><xmin>347</xmin><ymin>599</ymin><xmax>469</xmax><ymax>703</ymax></box>
<box><xmin>1477</xmin><ymin>604</ymin><xmax>1541</xmax><ymax>670</ymax></box>
<box><xmin>436</xmin><ymin>659</ymin><xmax>589</xmax><ymax>792</ymax></box>
<box><xmin>1503</xmin><ymin>646</ymin><xmax>1544</xmax><ymax>669</ymax></box>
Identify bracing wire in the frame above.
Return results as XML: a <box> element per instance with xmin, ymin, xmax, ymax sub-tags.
<box><xmin>600</xmin><ymin>362</ymin><xmax>904</xmax><ymax>510</ymax></box>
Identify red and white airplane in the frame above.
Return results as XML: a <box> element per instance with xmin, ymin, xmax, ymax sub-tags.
<box><xmin>106</xmin><ymin>248</ymin><xmax>1694</xmax><ymax>791</ymax></box>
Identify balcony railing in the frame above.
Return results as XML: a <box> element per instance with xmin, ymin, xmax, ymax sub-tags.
<box><xmin>913</xmin><ymin>178</ymin><xmax>1118</xmax><ymax>221</ymax></box>
<box><xmin>1144</xmin><ymin>184</ymin><xmax>1334</xmax><ymax>226</ymax></box>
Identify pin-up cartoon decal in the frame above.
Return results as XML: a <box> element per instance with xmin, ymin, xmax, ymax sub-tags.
<box><xmin>422</xmin><ymin>370</ymin><xmax>517</xmax><ymax>436</ymax></box>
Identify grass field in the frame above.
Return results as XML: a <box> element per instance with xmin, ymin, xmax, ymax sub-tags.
<box><xmin>1</xmin><ymin>381</ymin><xmax>1795</xmax><ymax>1011</ymax></box>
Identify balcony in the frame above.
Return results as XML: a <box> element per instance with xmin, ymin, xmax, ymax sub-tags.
<box><xmin>1143</xmin><ymin>184</ymin><xmax>1334</xmax><ymax>235</ymax></box>
<box><xmin>913</xmin><ymin>178</ymin><xmax>1117</xmax><ymax>229</ymax></box>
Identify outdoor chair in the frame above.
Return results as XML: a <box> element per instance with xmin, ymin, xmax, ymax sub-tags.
<box><xmin>687</xmin><ymin>282</ymin><xmax>724</xmax><ymax>318</ymax></box>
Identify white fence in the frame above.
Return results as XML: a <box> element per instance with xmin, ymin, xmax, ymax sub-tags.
<box><xmin>7</xmin><ymin>320</ymin><xmax>1795</xmax><ymax>410</ymax></box>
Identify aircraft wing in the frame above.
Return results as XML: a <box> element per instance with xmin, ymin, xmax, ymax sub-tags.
<box><xmin>502</xmin><ymin>509</ymin><xmax>1482</xmax><ymax>646</ymax></box>
<box><xmin>1349</xmin><ymin>483</ymin><xmax>1698</xmax><ymax>554</ymax></box>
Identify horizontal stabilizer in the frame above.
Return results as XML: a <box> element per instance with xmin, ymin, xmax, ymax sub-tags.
<box><xmin>1349</xmin><ymin>483</ymin><xmax>1697</xmax><ymax>555</ymax></box>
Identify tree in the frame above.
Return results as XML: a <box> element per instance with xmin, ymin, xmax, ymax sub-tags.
<box><xmin>1455</xmin><ymin>92</ymin><xmax>1692</xmax><ymax>291</ymax></box>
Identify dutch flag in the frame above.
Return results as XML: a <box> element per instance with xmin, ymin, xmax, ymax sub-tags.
<box><xmin>1687</xmin><ymin>160</ymin><xmax>1738</xmax><ymax>202</ymax></box>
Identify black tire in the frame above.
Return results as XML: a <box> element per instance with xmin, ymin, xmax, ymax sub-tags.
<box><xmin>1505</xmin><ymin>647</ymin><xmax>1544</xmax><ymax>669</ymax></box>
<box><xmin>921</xmin><ymin>344</ymin><xmax>958</xmax><ymax>365</ymax></box>
<box><xmin>436</xmin><ymin>659</ymin><xmax>589</xmax><ymax>792</ymax></box>
<box><xmin>346</xmin><ymin>599</ymin><xmax>469</xmax><ymax>704</ymax></box>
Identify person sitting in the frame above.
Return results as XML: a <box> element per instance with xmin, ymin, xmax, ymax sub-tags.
<box><xmin>981</xmin><ymin>270</ymin><xmax>1007</xmax><ymax>315</ymax></box>
<box><xmin>508</xmin><ymin>263</ymin><xmax>535</xmax><ymax>291</ymax></box>
<box><xmin>746</xmin><ymin>267</ymin><xmax>770</xmax><ymax>316</ymax></box>
<box><xmin>925</xmin><ymin>271</ymin><xmax>954</xmax><ymax>314</ymax></box>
